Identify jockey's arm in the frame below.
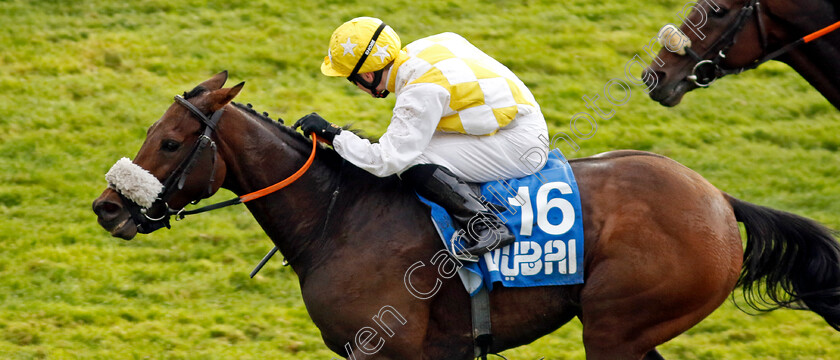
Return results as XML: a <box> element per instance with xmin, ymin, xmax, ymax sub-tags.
<box><xmin>332</xmin><ymin>83</ymin><xmax>450</xmax><ymax>177</ymax></box>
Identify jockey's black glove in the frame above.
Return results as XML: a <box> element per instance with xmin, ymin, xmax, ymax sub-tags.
<box><xmin>293</xmin><ymin>112</ymin><xmax>342</xmax><ymax>142</ymax></box>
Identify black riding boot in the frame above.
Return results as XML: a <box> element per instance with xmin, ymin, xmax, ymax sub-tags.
<box><xmin>402</xmin><ymin>164</ymin><xmax>516</xmax><ymax>259</ymax></box>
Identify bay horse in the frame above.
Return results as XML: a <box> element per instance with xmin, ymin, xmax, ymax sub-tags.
<box><xmin>92</xmin><ymin>71</ymin><xmax>840</xmax><ymax>359</ymax></box>
<box><xmin>644</xmin><ymin>0</ymin><xmax>840</xmax><ymax>109</ymax></box>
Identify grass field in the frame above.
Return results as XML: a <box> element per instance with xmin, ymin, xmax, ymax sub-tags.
<box><xmin>2</xmin><ymin>0</ymin><xmax>840</xmax><ymax>358</ymax></box>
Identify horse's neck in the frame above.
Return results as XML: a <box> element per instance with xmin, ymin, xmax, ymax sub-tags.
<box><xmin>783</xmin><ymin>44</ymin><xmax>840</xmax><ymax>109</ymax></box>
<box><xmin>212</xmin><ymin>115</ymin><xmax>332</xmax><ymax>266</ymax></box>
<box><xmin>243</xmin><ymin>163</ymin><xmax>339</xmax><ymax>276</ymax></box>
<box><xmin>216</xmin><ymin>115</ymin><xmax>409</xmax><ymax>277</ymax></box>
<box><xmin>772</xmin><ymin>0</ymin><xmax>840</xmax><ymax>108</ymax></box>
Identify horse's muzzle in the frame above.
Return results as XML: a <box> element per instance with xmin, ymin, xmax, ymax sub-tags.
<box><xmin>92</xmin><ymin>189</ymin><xmax>138</xmax><ymax>240</ymax></box>
<box><xmin>645</xmin><ymin>68</ymin><xmax>694</xmax><ymax>107</ymax></box>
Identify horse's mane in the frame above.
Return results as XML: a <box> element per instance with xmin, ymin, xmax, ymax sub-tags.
<box><xmin>182</xmin><ymin>84</ymin><xmax>402</xmax><ymax>194</ymax></box>
<box><xmin>229</xmin><ymin>101</ymin><xmax>349</xmax><ymax>170</ymax></box>
<box><xmin>182</xmin><ymin>84</ymin><xmax>345</xmax><ymax>167</ymax></box>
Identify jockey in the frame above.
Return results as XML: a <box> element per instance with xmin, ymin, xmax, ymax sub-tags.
<box><xmin>295</xmin><ymin>17</ymin><xmax>549</xmax><ymax>257</ymax></box>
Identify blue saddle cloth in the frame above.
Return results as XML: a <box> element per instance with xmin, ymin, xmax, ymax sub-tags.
<box><xmin>419</xmin><ymin>150</ymin><xmax>584</xmax><ymax>295</ymax></box>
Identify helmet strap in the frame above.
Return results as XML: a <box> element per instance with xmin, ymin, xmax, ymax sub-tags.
<box><xmin>348</xmin><ymin>69</ymin><xmax>390</xmax><ymax>98</ymax></box>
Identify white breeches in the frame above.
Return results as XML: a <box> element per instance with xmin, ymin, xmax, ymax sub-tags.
<box><xmin>403</xmin><ymin>113</ymin><xmax>549</xmax><ymax>183</ymax></box>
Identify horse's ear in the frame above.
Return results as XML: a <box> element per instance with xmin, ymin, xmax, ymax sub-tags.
<box><xmin>198</xmin><ymin>70</ymin><xmax>229</xmax><ymax>91</ymax></box>
<box><xmin>209</xmin><ymin>81</ymin><xmax>245</xmax><ymax>111</ymax></box>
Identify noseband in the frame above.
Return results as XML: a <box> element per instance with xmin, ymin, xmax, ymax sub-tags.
<box><xmin>122</xmin><ymin>95</ymin><xmax>224</xmax><ymax>234</ymax></box>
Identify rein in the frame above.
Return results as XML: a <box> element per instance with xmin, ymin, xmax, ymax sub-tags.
<box><xmin>676</xmin><ymin>0</ymin><xmax>840</xmax><ymax>87</ymax></box>
<box><xmin>171</xmin><ymin>126</ymin><xmax>319</xmax><ymax>219</ymax></box>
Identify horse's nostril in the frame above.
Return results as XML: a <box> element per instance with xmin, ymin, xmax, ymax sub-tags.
<box><xmin>655</xmin><ymin>71</ymin><xmax>666</xmax><ymax>82</ymax></box>
<box><xmin>93</xmin><ymin>200</ymin><xmax>122</xmax><ymax>219</ymax></box>
<box><xmin>644</xmin><ymin>69</ymin><xmax>667</xmax><ymax>85</ymax></box>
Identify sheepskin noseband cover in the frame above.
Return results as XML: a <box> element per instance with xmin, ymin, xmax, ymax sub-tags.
<box><xmin>105</xmin><ymin>158</ymin><xmax>164</xmax><ymax>209</ymax></box>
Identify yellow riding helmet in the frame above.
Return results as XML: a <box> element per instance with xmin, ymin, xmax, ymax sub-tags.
<box><xmin>321</xmin><ymin>17</ymin><xmax>401</xmax><ymax>77</ymax></box>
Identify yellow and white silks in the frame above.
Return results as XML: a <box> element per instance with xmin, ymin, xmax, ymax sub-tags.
<box><xmin>332</xmin><ymin>32</ymin><xmax>549</xmax><ymax>182</ymax></box>
<box><xmin>393</xmin><ymin>32</ymin><xmax>539</xmax><ymax>135</ymax></box>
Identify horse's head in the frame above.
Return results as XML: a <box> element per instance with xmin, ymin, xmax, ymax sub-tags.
<box><xmin>644</xmin><ymin>0</ymin><xmax>773</xmax><ymax>106</ymax></box>
<box><xmin>92</xmin><ymin>71</ymin><xmax>243</xmax><ymax>239</ymax></box>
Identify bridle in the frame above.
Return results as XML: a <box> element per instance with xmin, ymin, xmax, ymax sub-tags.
<box><xmin>121</xmin><ymin>95</ymin><xmax>224</xmax><ymax>234</ymax></box>
<box><xmin>123</xmin><ymin>95</ymin><xmax>318</xmax><ymax>234</ymax></box>
<box><xmin>680</xmin><ymin>0</ymin><xmax>768</xmax><ymax>87</ymax></box>
<box><xmin>677</xmin><ymin>0</ymin><xmax>840</xmax><ymax>87</ymax></box>
<box><xmin>114</xmin><ymin>93</ymin><xmax>322</xmax><ymax>275</ymax></box>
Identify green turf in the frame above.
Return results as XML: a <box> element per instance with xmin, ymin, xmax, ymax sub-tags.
<box><xmin>1</xmin><ymin>0</ymin><xmax>839</xmax><ymax>358</ymax></box>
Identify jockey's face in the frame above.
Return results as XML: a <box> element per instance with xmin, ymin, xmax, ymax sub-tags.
<box><xmin>353</xmin><ymin>71</ymin><xmax>388</xmax><ymax>98</ymax></box>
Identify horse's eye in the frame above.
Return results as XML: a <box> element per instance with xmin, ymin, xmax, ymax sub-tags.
<box><xmin>710</xmin><ymin>8</ymin><xmax>729</xmax><ymax>18</ymax></box>
<box><xmin>161</xmin><ymin>139</ymin><xmax>181</xmax><ymax>152</ymax></box>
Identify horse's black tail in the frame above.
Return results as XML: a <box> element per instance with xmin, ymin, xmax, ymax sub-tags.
<box><xmin>726</xmin><ymin>194</ymin><xmax>840</xmax><ymax>331</ymax></box>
